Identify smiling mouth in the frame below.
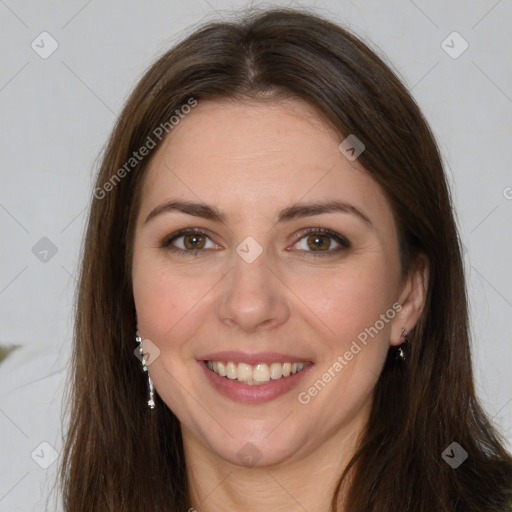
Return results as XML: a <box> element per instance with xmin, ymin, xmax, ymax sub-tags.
<box><xmin>205</xmin><ymin>360</ymin><xmax>311</xmax><ymax>385</ymax></box>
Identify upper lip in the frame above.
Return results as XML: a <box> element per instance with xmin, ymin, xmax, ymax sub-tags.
<box><xmin>198</xmin><ymin>351</ymin><xmax>313</xmax><ymax>365</ymax></box>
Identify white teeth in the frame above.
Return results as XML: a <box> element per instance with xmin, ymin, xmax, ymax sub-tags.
<box><xmin>253</xmin><ymin>363</ymin><xmax>270</xmax><ymax>382</ymax></box>
<box><xmin>237</xmin><ymin>363</ymin><xmax>252</xmax><ymax>382</ymax></box>
<box><xmin>226</xmin><ymin>361</ymin><xmax>237</xmax><ymax>379</ymax></box>
<box><xmin>217</xmin><ymin>361</ymin><xmax>227</xmax><ymax>377</ymax></box>
<box><xmin>270</xmin><ymin>362</ymin><xmax>283</xmax><ymax>380</ymax></box>
<box><xmin>206</xmin><ymin>360</ymin><xmax>308</xmax><ymax>383</ymax></box>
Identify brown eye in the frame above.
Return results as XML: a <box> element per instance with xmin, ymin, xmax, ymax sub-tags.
<box><xmin>292</xmin><ymin>228</ymin><xmax>351</xmax><ymax>256</ymax></box>
<box><xmin>162</xmin><ymin>229</ymin><xmax>218</xmax><ymax>254</ymax></box>
<box><xmin>183</xmin><ymin>233</ymin><xmax>206</xmax><ymax>250</ymax></box>
<box><xmin>306</xmin><ymin>234</ymin><xmax>331</xmax><ymax>251</ymax></box>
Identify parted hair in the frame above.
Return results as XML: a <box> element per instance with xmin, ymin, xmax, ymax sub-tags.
<box><xmin>58</xmin><ymin>7</ymin><xmax>512</xmax><ymax>511</ymax></box>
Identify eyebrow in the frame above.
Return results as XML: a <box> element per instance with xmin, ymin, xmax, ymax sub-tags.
<box><xmin>144</xmin><ymin>199</ymin><xmax>373</xmax><ymax>227</ymax></box>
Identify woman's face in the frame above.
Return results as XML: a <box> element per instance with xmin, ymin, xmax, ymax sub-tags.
<box><xmin>132</xmin><ymin>98</ymin><xmax>423</xmax><ymax>467</ymax></box>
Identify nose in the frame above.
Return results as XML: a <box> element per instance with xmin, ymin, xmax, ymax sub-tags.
<box><xmin>217</xmin><ymin>250</ymin><xmax>291</xmax><ymax>333</ymax></box>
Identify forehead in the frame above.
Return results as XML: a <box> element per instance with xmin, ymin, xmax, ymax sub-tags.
<box><xmin>139</xmin><ymin>99</ymin><xmax>394</xmax><ymax>228</ymax></box>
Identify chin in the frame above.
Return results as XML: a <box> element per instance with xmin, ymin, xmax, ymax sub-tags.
<box><xmin>196</xmin><ymin>418</ymin><xmax>308</xmax><ymax>469</ymax></box>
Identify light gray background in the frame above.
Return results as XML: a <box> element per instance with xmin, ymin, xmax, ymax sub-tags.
<box><xmin>1</xmin><ymin>1</ymin><xmax>511</xmax><ymax>510</ymax></box>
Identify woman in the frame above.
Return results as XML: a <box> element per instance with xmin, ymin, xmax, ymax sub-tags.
<box><xmin>59</xmin><ymin>7</ymin><xmax>512</xmax><ymax>511</ymax></box>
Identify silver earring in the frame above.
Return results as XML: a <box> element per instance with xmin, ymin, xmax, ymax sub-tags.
<box><xmin>396</xmin><ymin>328</ymin><xmax>409</xmax><ymax>362</ymax></box>
<box><xmin>135</xmin><ymin>332</ymin><xmax>156</xmax><ymax>409</ymax></box>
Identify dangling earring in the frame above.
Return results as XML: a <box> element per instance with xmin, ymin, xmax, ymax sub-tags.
<box><xmin>135</xmin><ymin>332</ymin><xmax>156</xmax><ymax>409</ymax></box>
<box><xmin>395</xmin><ymin>327</ymin><xmax>409</xmax><ymax>362</ymax></box>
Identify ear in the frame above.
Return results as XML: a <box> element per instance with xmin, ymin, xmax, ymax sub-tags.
<box><xmin>389</xmin><ymin>254</ymin><xmax>429</xmax><ymax>346</ymax></box>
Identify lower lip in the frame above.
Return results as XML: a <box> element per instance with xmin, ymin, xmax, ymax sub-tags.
<box><xmin>198</xmin><ymin>360</ymin><xmax>314</xmax><ymax>404</ymax></box>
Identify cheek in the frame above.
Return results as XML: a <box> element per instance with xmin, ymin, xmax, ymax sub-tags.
<box><xmin>133</xmin><ymin>266</ymin><xmax>178</xmax><ymax>334</ymax></box>
<box><xmin>297</xmin><ymin>260</ymin><xmax>396</xmax><ymax>349</ymax></box>
<box><xmin>131</xmin><ymin>252</ymin><xmax>218</xmax><ymax>348</ymax></box>
<box><xmin>295</xmin><ymin>264</ymin><xmax>396</xmax><ymax>420</ymax></box>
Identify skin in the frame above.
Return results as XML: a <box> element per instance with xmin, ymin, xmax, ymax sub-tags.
<box><xmin>131</xmin><ymin>98</ymin><xmax>428</xmax><ymax>511</ymax></box>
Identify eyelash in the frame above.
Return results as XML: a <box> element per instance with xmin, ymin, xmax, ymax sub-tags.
<box><xmin>161</xmin><ymin>227</ymin><xmax>351</xmax><ymax>257</ymax></box>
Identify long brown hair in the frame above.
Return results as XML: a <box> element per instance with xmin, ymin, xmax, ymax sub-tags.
<box><xmin>58</xmin><ymin>7</ymin><xmax>512</xmax><ymax>511</ymax></box>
